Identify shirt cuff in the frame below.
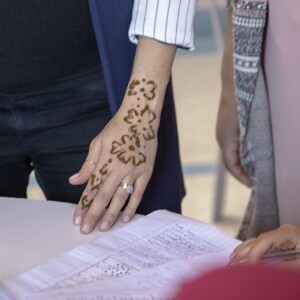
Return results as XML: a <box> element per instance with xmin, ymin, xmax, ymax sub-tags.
<box><xmin>128</xmin><ymin>0</ymin><xmax>196</xmax><ymax>51</ymax></box>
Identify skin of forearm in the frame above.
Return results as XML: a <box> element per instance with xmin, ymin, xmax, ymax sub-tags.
<box><xmin>124</xmin><ymin>36</ymin><xmax>177</xmax><ymax>120</ymax></box>
<box><xmin>220</xmin><ymin>10</ymin><xmax>234</xmax><ymax>110</ymax></box>
<box><xmin>216</xmin><ymin>10</ymin><xmax>238</xmax><ymax>144</ymax></box>
<box><xmin>73</xmin><ymin>37</ymin><xmax>178</xmax><ymax>224</ymax></box>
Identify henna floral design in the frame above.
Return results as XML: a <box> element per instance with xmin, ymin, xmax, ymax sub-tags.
<box><xmin>80</xmin><ymin>79</ymin><xmax>157</xmax><ymax>209</ymax></box>
<box><xmin>123</xmin><ymin>105</ymin><xmax>157</xmax><ymax>140</ymax></box>
<box><xmin>143</xmin><ymin>80</ymin><xmax>157</xmax><ymax>100</ymax></box>
<box><xmin>127</xmin><ymin>78</ymin><xmax>157</xmax><ymax>101</ymax></box>
<box><xmin>110</xmin><ymin>78</ymin><xmax>159</xmax><ymax>166</ymax></box>
<box><xmin>140</xmin><ymin>105</ymin><xmax>156</xmax><ymax>123</ymax></box>
<box><xmin>123</xmin><ymin>108</ymin><xmax>139</xmax><ymax>124</ymax></box>
<box><xmin>110</xmin><ymin>134</ymin><xmax>146</xmax><ymax>166</ymax></box>
<box><xmin>142</xmin><ymin>126</ymin><xmax>155</xmax><ymax>141</ymax></box>
<box><xmin>127</xmin><ymin>80</ymin><xmax>140</xmax><ymax>96</ymax></box>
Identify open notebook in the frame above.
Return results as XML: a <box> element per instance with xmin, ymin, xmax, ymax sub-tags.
<box><xmin>0</xmin><ymin>210</ymin><xmax>240</xmax><ymax>300</ymax></box>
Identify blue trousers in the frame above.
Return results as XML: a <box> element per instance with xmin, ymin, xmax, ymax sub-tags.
<box><xmin>0</xmin><ymin>67</ymin><xmax>111</xmax><ymax>202</ymax></box>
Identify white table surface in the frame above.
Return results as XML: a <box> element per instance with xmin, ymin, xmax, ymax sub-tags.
<box><xmin>0</xmin><ymin>197</ymin><xmax>142</xmax><ymax>281</ymax></box>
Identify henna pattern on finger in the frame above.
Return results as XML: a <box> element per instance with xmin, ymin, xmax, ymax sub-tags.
<box><xmin>91</xmin><ymin>177</ymin><xmax>103</xmax><ymax>191</ymax></box>
<box><xmin>100</xmin><ymin>164</ymin><xmax>109</xmax><ymax>176</ymax></box>
<box><xmin>80</xmin><ymin>158</ymin><xmax>114</xmax><ymax>209</ymax></box>
<box><xmin>90</xmin><ymin>174</ymin><xmax>96</xmax><ymax>186</ymax></box>
<box><xmin>81</xmin><ymin>195</ymin><xmax>93</xmax><ymax>209</ymax></box>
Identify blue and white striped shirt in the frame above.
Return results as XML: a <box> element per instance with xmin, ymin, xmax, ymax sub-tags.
<box><xmin>129</xmin><ymin>0</ymin><xmax>196</xmax><ymax>50</ymax></box>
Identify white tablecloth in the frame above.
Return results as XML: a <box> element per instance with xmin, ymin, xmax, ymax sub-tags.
<box><xmin>0</xmin><ymin>197</ymin><xmax>142</xmax><ymax>281</ymax></box>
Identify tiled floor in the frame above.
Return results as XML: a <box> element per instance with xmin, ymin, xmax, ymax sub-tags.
<box><xmin>28</xmin><ymin>0</ymin><xmax>251</xmax><ymax>237</ymax></box>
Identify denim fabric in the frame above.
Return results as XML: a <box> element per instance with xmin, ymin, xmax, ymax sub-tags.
<box><xmin>0</xmin><ymin>67</ymin><xmax>111</xmax><ymax>202</ymax></box>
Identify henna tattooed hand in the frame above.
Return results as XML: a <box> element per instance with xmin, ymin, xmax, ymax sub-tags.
<box><xmin>69</xmin><ymin>78</ymin><xmax>160</xmax><ymax>234</ymax></box>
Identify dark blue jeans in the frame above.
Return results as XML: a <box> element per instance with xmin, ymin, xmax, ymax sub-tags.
<box><xmin>0</xmin><ymin>67</ymin><xmax>111</xmax><ymax>203</ymax></box>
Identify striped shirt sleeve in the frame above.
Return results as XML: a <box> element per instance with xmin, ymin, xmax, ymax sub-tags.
<box><xmin>128</xmin><ymin>0</ymin><xmax>197</xmax><ymax>51</ymax></box>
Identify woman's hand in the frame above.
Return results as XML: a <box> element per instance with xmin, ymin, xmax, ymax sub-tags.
<box><xmin>230</xmin><ymin>224</ymin><xmax>300</xmax><ymax>265</ymax></box>
<box><xmin>216</xmin><ymin>10</ymin><xmax>252</xmax><ymax>188</ymax></box>
<box><xmin>69</xmin><ymin>37</ymin><xmax>176</xmax><ymax>234</ymax></box>
<box><xmin>70</xmin><ymin>78</ymin><xmax>159</xmax><ymax>233</ymax></box>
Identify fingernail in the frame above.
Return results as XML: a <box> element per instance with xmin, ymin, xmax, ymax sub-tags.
<box><xmin>69</xmin><ymin>173</ymin><xmax>80</xmax><ymax>180</ymax></box>
<box><xmin>123</xmin><ymin>214</ymin><xmax>130</xmax><ymax>223</ymax></box>
<box><xmin>100</xmin><ymin>221</ymin><xmax>109</xmax><ymax>231</ymax></box>
<box><xmin>74</xmin><ymin>216</ymin><xmax>82</xmax><ymax>226</ymax></box>
<box><xmin>82</xmin><ymin>223</ymin><xmax>92</xmax><ymax>234</ymax></box>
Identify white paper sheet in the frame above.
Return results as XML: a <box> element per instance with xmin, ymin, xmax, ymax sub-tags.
<box><xmin>1</xmin><ymin>210</ymin><xmax>240</xmax><ymax>300</ymax></box>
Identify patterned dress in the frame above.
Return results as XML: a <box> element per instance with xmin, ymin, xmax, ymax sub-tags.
<box><xmin>230</xmin><ymin>0</ymin><xmax>300</xmax><ymax>239</ymax></box>
<box><xmin>229</xmin><ymin>0</ymin><xmax>279</xmax><ymax>240</ymax></box>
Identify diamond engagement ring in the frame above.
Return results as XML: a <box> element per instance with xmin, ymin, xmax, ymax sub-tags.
<box><xmin>120</xmin><ymin>182</ymin><xmax>134</xmax><ymax>194</ymax></box>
